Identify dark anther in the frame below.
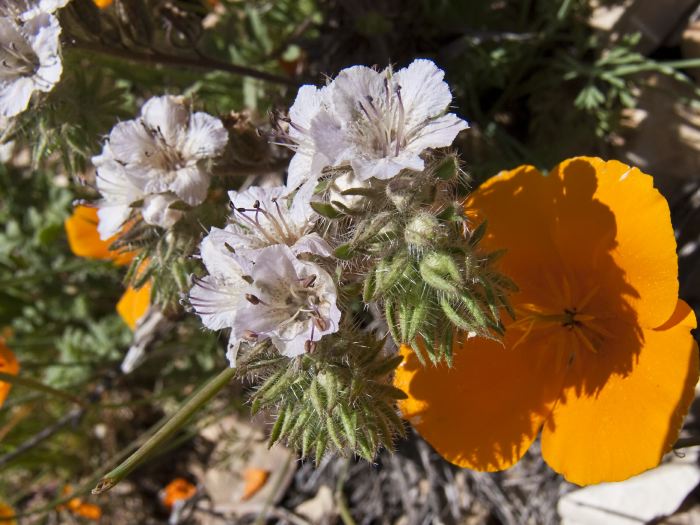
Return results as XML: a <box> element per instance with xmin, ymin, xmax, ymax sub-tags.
<box><xmin>300</xmin><ymin>275</ymin><xmax>317</xmax><ymax>288</ymax></box>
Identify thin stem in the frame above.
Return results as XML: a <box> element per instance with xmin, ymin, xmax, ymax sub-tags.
<box><xmin>335</xmin><ymin>459</ymin><xmax>356</xmax><ymax>525</ymax></box>
<box><xmin>612</xmin><ymin>58</ymin><xmax>700</xmax><ymax>76</ymax></box>
<box><xmin>0</xmin><ymin>371</ymin><xmax>87</xmax><ymax>407</ymax></box>
<box><xmin>0</xmin><ymin>408</ymin><xmax>84</xmax><ymax>469</ymax></box>
<box><xmin>674</xmin><ymin>436</ymin><xmax>700</xmax><ymax>449</ymax></box>
<box><xmin>68</xmin><ymin>40</ymin><xmax>299</xmax><ymax>87</ymax></box>
<box><xmin>92</xmin><ymin>366</ymin><xmax>237</xmax><ymax>494</ymax></box>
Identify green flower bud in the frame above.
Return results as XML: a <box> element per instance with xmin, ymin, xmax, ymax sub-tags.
<box><xmin>405</xmin><ymin>212</ymin><xmax>441</xmax><ymax>248</ymax></box>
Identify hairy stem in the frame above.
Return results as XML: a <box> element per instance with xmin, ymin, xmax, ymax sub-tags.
<box><xmin>92</xmin><ymin>366</ymin><xmax>237</xmax><ymax>494</ymax></box>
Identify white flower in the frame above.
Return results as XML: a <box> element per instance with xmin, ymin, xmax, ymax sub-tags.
<box><xmin>235</xmin><ymin>244</ymin><xmax>341</xmax><ymax>358</ymax></box>
<box><xmin>141</xmin><ymin>193</ymin><xmax>183</xmax><ymax>230</ymax></box>
<box><xmin>94</xmin><ymin>95</ymin><xmax>228</xmax><ymax>237</ymax></box>
<box><xmin>286</xmin><ymin>59</ymin><xmax>468</xmax><ymax>185</ymax></box>
<box><xmin>189</xmin><ymin>228</ymin><xmax>253</xmax><ymax>365</ymax></box>
<box><xmin>93</xmin><ymin>144</ymin><xmax>145</xmax><ymax>239</ymax></box>
<box><xmin>285</xmin><ymin>84</ymin><xmax>331</xmax><ymax>190</ymax></box>
<box><xmin>18</xmin><ymin>0</ymin><xmax>71</xmax><ymax>19</ymax></box>
<box><xmin>0</xmin><ymin>116</ymin><xmax>14</xmax><ymax>162</ymax></box>
<box><xmin>1</xmin><ymin>0</ymin><xmax>71</xmax><ymax>19</ymax></box>
<box><xmin>226</xmin><ymin>180</ymin><xmax>332</xmax><ymax>258</ymax></box>
<box><xmin>0</xmin><ymin>12</ymin><xmax>62</xmax><ymax>117</ymax></box>
<box><xmin>326</xmin><ymin>171</ymin><xmax>372</xmax><ymax>210</ymax></box>
<box><xmin>190</xmin><ymin>240</ymin><xmax>340</xmax><ymax>364</ymax></box>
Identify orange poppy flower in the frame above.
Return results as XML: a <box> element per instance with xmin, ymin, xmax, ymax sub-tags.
<box><xmin>93</xmin><ymin>0</ymin><xmax>112</xmax><ymax>7</ymax></box>
<box><xmin>160</xmin><ymin>478</ymin><xmax>197</xmax><ymax>510</ymax></box>
<box><xmin>241</xmin><ymin>468</ymin><xmax>270</xmax><ymax>501</ymax></box>
<box><xmin>117</xmin><ymin>282</ymin><xmax>151</xmax><ymax>331</ymax></box>
<box><xmin>0</xmin><ymin>340</ymin><xmax>19</xmax><ymax>408</ymax></box>
<box><xmin>0</xmin><ymin>501</ymin><xmax>16</xmax><ymax>525</ymax></box>
<box><xmin>58</xmin><ymin>486</ymin><xmax>102</xmax><ymax>521</ymax></box>
<box><xmin>395</xmin><ymin>157</ymin><xmax>699</xmax><ymax>485</ymax></box>
<box><xmin>64</xmin><ymin>205</ymin><xmax>134</xmax><ymax>266</ymax></box>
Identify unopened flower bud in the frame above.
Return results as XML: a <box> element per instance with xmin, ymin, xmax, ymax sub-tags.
<box><xmin>405</xmin><ymin>212</ymin><xmax>441</xmax><ymax>248</ymax></box>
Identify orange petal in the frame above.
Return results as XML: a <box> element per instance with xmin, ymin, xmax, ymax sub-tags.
<box><xmin>93</xmin><ymin>0</ymin><xmax>113</xmax><ymax>7</ymax></box>
<box><xmin>69</xmin><ymin>500</ymin><xmax>102</xmax><ymax>521</ymax></box>
<box><xmin>161</xmin><ymin>478</ymin><xmax>197</xmax><ymax>509</ymax></box>
<box><xmin>0</xmin><ymin>341</ymin><xmax>19</xmax><ymax>407</ymax></box>
<box><xmin>541</xmin><ymin>300</ymin><xmax>699</xmax><ymax>485</ymax></box>
<box><xmin>117</xmin><ymin>282</ymin><xmax>151</xmax><ymax>331</ymax></box>
<box><xmin>395</xmin><ymin>330</ymin><xmax>570</xmax><ymax>472</ymax></box>
<box><xmin>241</xmin><ymin>468</ymin><xmax>270</xmax><ymax>501</ymax></box>
<box><xmin>467</xmin><ymin>157</ymin><xmax>678</xmax><ymax>328</ymax></box>
<box><xmin>553</xmin><ymin>157</ymin><xmax>678</xmax><ymax>328</ymax></box>
<box><xmin>0</xmin><ymin>501</ymin><xmax>16</xmax><ymax>525</ymax></box>
<box><xmin>64</xmin><ymin>206</ymin><xmax>134</xmax><ymax>266</ymax></box>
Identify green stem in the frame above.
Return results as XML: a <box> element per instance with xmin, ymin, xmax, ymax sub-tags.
<box><xmin>69</xmin><ymin>41</ymin><xmax>299</xmax><ymax>87</ymax></box>
<box><xmin>91</xmin><ymin>366</ymin><xmax>237</xmax><ymax>494</ymax></box>
<box><xmin>613</xmin><ymin>58</ymin><xmax>700</xmax><ymax>76</ymax></box>
<box><xmin>0</xmin><ymin>372</ymin><xmax>86</xmax><ymax>407</ymax></box>
<box><xmin>335</xmin><ymin>459</ymin><xmax>356</xmax><ymax>525</ymax></box>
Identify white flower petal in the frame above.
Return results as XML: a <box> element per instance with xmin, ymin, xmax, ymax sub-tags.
<box><xmin>394</xmin><ymin>59</ymin><xmax>452</xmax><ymax>128</ymax></box>
<box><xmin>289</xmin><ymin>84</ymin><xmax>326</xmax><ymax>133</ymax></box>
<box><xmin>330</xmin><ymin>65</ymin><xmax>385</xmax><ymax>122</ymax></box>
<box><xmin>226</xmin><ymin>333</ymin><xmax>242</xmax><ymax>367</ymax></box>
<box><xmin>407</xmin><ymin>113</ymin><xmax>469</xmax><ymax>152</ymax></box>
<box><xmin>141</xmin><ymin>193</ymin><xmax>183</xmax><ymax>229</ymax></box>
<box><xmin>291</xmin><ymin>233</ymin><xmax>332</xmax><ymax>257</ymax></box>
<box><xmin>200</xmin><ymin>227</ymin><xmax>254</xmax><ymax>278</ymax></box>
<box><xmin>189</xmin><ymin>275</ymin><xmax>243</xmax><ymax>331</ymax></box>
<box><xmin>309</xmin><ymin>109</ymin><xmax>349</xmax><ymax>166</ymax></box>
<box><xmin>141</xmin><ymin>95</ymin><xmax>189</xmax><ymax>145</ymax></box>
<box><xmin>0</xmin><ymin>77</ymin><xmax>34</xmax><ymax>117</ymax></box>
<box><xmin>289</xmin><ymin>177</ymin><xmax>316</xmax><ymax>222</ymax></box>
<box><xmin>24</xmin><ymin>12</ymin><xmax>60</xmax><ymax>62</ymax></box>
<box><xmin>270</xmin><ymin>331</ymin><xmax>308</xmax><ymax>358</ymax></box>
<box><xmin>286</xmin><ymin>149</ymin><xmax>314</xmax><ymax>191</ymax></box>
<box><xmin>228</xmin><ymin>185</ymin><xmax>285</xmax><ymax>209</ymax></box>
<box><xmin>351</xmin><ymin>153</ymin><xmax>423</xmax><ymax>181</ymax></box>
<box><xmin>181</xmin><ymin>112</ymin><xmax>228</xmax><ymax>160</ymax></box>
<box><xmin>97</xmin><ymin>203</ymin><xmax>131</xmax><ymax>240</ymax></box>
<box><xmin>108</xmin><ymin>120</ymin><xmax>157</xmax><ymax>166</ymax></box>
<box><xmin>170</xmin><ymin>165</ymin><xmax>209</xmax><ymax>205</ymax></box>
<box><xmin>19</xmin><ymin>0</ymin><xmax>71</xmax><ymax>19</ymax></box>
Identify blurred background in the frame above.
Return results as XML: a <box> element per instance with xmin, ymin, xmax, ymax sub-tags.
<box><xmin>1</xmin><ymin>0</ymin><xmax>700</xmax><ymax>523</ymax></box>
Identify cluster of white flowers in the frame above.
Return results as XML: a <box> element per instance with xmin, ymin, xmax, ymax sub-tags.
<box><xmin>188</xmin><ymin>180</ymin><xmax>339</xmax><ymax>364</ymax></box>
<box><xmin>0</xmin><ymin>0</ymin><xmax>68</xmax><ymax>118</ymax></box>
<box><xmin>186</xmin><ymin>59</ymin><xmax>467</xmax><ymax>366</ymax></box>
<box><xmin>94</xmin><ymin>95</ymin><xmax>228</xmax><ymax>239</ymax></box>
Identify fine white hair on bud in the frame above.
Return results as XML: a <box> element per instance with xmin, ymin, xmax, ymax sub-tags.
<box><xmin>0</xmin><ymin>12</ymin><xmax>62</xmax><ymax>118</ymax></box>
<box><xmin>284</xmin><ymin>59</ymin><xmax>468</xmax><ymax>188</ymax></box>
<box><xmin>93</xmin><ymin>95</ymin><xmax>229</xmax><ymax>238</ymax></box>
<box><xmin>404</xmin><ymin>211</ymin><xmax>442</xmax><ymax>249</ymax></box>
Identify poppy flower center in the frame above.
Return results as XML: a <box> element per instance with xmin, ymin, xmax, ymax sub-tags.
<box><xmin>512</xmin><ymin>299</ymin><xmax>608</xmax><ymax>356</ymax></box>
